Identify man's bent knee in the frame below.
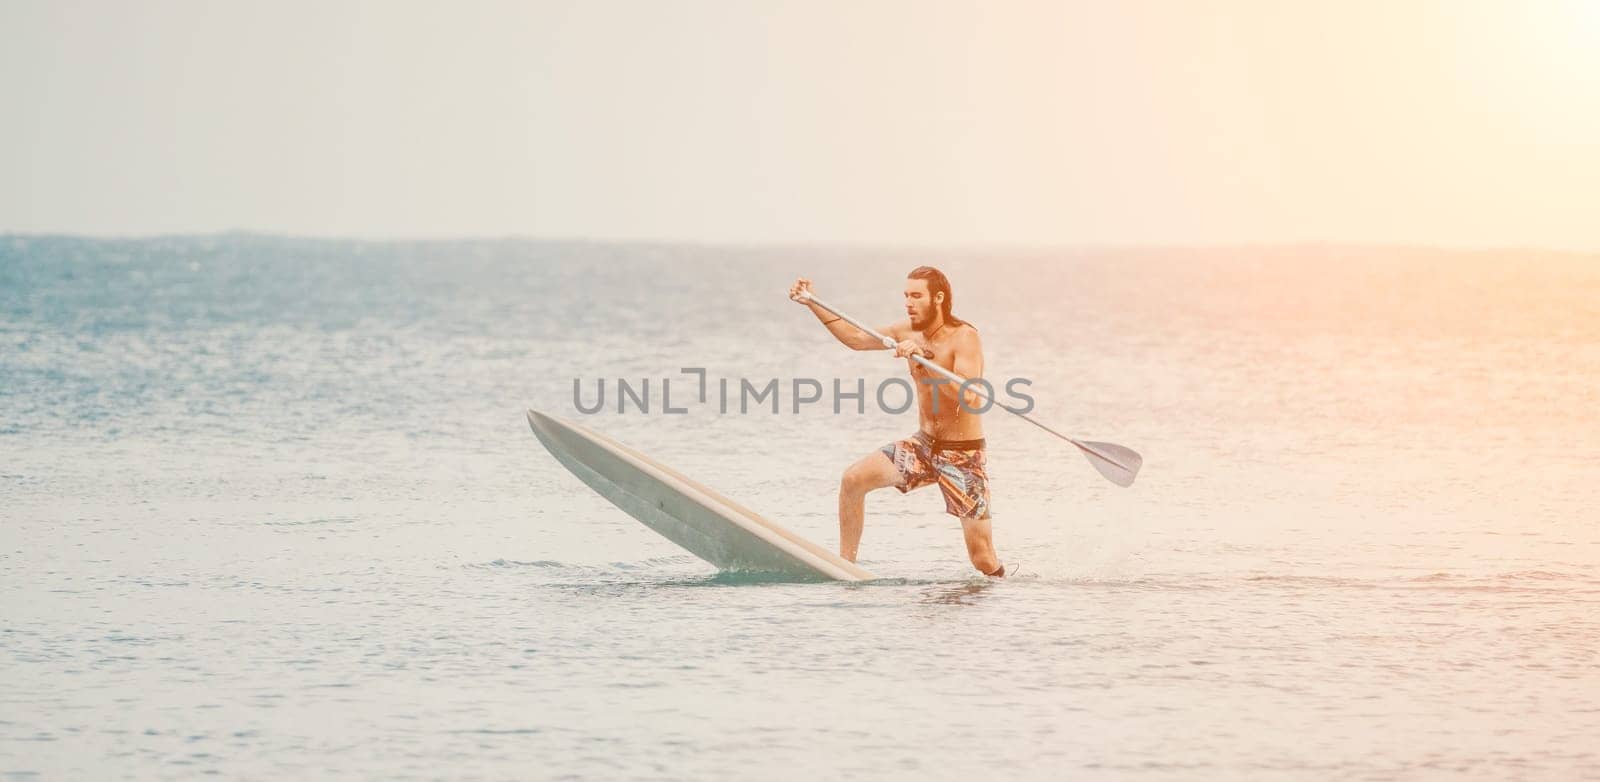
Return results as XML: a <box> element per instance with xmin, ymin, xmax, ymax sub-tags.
<box><xmin>841</xmin><ymin>454</ymin><xmax>899</xmax><ymax>496</ymax></box>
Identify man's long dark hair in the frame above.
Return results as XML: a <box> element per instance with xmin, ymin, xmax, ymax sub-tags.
<box><xmin>907</xmin><ymin>266</ymin><xmax>970</xmax><ymax>329</ymax></box>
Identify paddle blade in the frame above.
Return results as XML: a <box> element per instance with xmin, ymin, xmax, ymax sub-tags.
<box><xmin>1076</xmin><ymin>440</ymin><xmax>1143</xmax><ymax>487</ymax></box>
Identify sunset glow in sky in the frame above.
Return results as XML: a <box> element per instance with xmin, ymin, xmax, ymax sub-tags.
<box><xmin>3</xmin><ymin>0</ymin><xmax>1597</xmax><ymax>248</ymax></box>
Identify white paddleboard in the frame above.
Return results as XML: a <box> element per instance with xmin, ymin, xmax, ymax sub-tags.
<box><xmin>526</xmin><ymin>410</ymin><xmax>874</xmax><ymax>581</ymax></box>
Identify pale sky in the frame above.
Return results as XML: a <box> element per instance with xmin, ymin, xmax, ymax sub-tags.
<box><xmin>3</xmin><ymin>0</ymin><xmax>1597</xmax><ymax>248</ymax></box>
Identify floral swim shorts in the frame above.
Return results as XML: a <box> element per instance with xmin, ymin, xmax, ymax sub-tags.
<box><xmin>879</xmin><ymin>432</ymin><xmax>991</xmax><ymax>520</ymax></box>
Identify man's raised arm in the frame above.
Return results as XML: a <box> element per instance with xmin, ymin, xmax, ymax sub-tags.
<box><xmin>789</xmin><ymin>277</ymin><xmax>901</xmax><ymax>351</ymax></box>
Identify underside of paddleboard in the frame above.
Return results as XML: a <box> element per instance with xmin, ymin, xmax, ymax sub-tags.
<box><xmin>526</xmin><ymin>409</ymin><xmax>873</xmax><ymax>582</ymax></box>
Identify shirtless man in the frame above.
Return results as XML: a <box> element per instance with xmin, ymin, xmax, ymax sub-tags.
<box><xmin>789</xmin><ymin>266</ymin><xmax>1005</xmax><ymax>577</ymax></box>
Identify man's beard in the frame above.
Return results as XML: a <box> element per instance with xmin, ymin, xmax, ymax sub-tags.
<box><xmin>910</xmin><ymin>310</ymin><xmax>930</xmax><ymax>330</ymax></box>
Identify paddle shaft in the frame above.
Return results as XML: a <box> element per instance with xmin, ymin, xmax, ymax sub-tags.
<box><xmin>801</xmin><ymin>293</ymin><xmax>1131</xmax><ymax>470</ymax></box>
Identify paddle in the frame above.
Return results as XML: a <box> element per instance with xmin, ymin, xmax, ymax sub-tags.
<box><xmin>799</xmin><ymin>292</ymin><xmax>1144</xmax><ymax>488</ymax></box>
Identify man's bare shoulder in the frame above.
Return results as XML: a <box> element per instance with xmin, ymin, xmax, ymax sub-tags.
<box><xmin>881</xmin><ymin>319</ymin><xmax>914</xmax><ymax>340</ymax></box>
<box><xmin>951</xmin><ymin>323</ymin><xmax>983</xmax><ymax>349</ymax></box>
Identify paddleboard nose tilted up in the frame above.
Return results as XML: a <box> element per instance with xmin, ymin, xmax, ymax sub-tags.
<box><xmin>527</xmin><ymin>410</ymin><xmax>874</xmax><ymax>581</ymax></box>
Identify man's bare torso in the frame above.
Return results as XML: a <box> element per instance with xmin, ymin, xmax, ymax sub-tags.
<box><xmin>887</xmin><ymin>320</ymin><xmax>985</xmax><ymax>441</ymax></box>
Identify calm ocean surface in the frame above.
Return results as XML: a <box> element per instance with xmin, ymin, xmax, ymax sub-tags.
<box><xmin>2</xmin><ymin>235</ymin><xmax>1598</xmax><ymax>779</ymax></box>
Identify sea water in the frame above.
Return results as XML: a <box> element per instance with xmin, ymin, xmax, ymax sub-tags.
<box><xmin>2</xmin><ymin>236</ymin><xmax>1597</xmax><ymax>779</ymax></box>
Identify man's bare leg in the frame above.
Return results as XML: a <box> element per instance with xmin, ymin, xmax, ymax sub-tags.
<box><xmin>837</xmin><ymin>451</ymin><xmax>904</xmax><ymax>562</ymax></box>
<box><xmin>961</xmin><ymin>515</ymin><xmax>1003</xmax><ymax>576</ymax></box>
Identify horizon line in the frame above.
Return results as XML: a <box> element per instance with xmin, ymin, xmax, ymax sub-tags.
<box><xmin>3</xmin><ymin>229</ymin><xmax>1597</xmax><ymax>259</ymax></box>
